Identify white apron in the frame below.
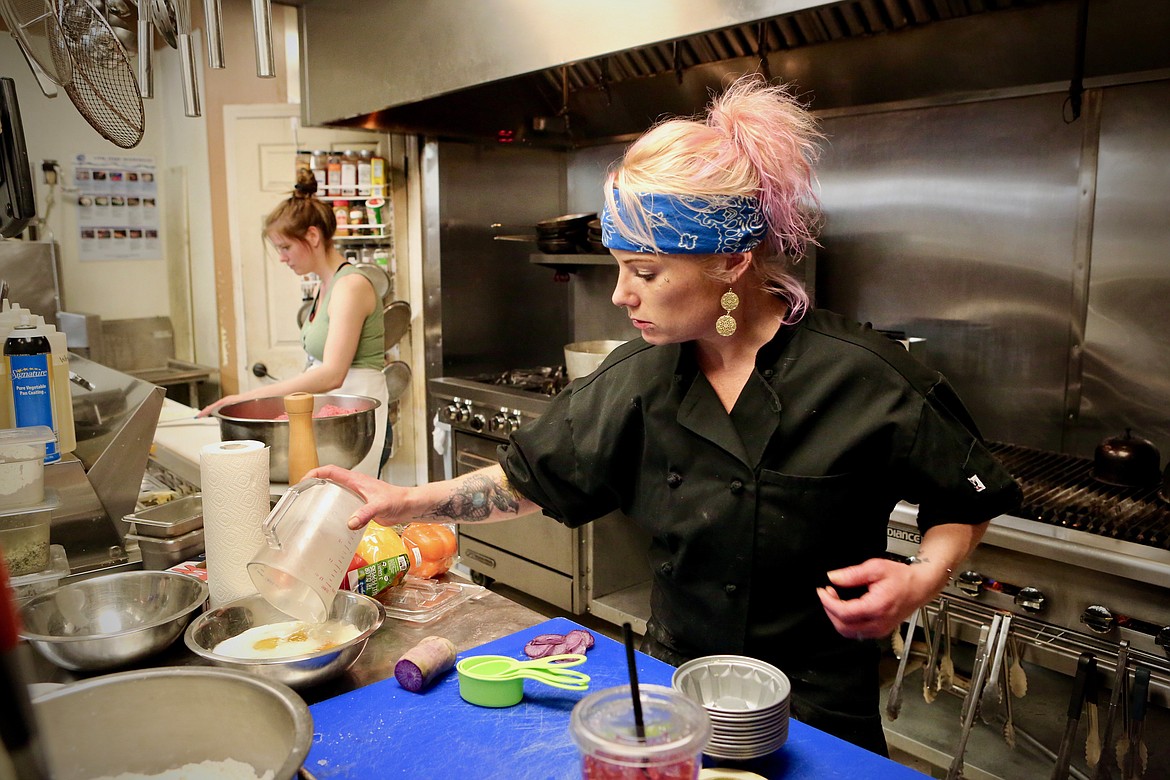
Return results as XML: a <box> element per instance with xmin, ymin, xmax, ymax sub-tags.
<box><xmin>338</xmin><ymin>366</ymin><xmax>390</xmax><ymax>479</ymax></box>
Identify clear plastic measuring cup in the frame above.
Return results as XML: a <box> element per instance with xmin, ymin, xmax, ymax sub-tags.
<box><xmin>247</xmin><ymin>478</ymin><xmax>365</xmax><ymax>623</ymax></box>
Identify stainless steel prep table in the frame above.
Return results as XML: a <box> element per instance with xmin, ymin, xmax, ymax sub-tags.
<box><xmin>19</xmin><ymin>574</ymin><xmax>548</xmax><ymax>706</ymax></box>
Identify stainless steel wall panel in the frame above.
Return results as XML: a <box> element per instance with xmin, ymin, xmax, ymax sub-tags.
<box><xmin>1075</xmin><ymin>81</ymin><xmax>1170</xmax><ymax>459</ymax></box>
<box><xmin>434</xmin><ymin>142</ymin><xmax>571</xmax><ymax>376</ymax></box>
<box><xmin>815</xmin><ymin>93</ymin><xmax>1085</xmax><ymax>449</ymax></box>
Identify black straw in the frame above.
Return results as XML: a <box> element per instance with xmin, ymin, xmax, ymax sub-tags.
<box><xmin>622</xmin><ymin>622</ymin><xmax>646</xmax><ymax>739</ymax></box>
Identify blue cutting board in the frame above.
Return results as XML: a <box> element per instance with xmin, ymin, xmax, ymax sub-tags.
<box><xmin>306</xmin><ymin>617</ymin><xmax>925</xmax><ymax>779</ymax></box>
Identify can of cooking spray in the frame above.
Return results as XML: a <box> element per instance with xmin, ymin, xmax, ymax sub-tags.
<box><xmin>5</xmin><ymin>319</ymin><xmax>59</xmax><ymax>463</ymax></box>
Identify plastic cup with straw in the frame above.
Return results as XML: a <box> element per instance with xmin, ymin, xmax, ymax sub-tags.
<box><xmin>569</xmin><ymin>623</ymin><xmax>712</xmax><ymax>779</ymax></box>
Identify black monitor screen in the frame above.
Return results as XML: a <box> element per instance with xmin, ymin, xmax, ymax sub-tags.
<box><xmin>0</xmin><ymin>77</ymin><xmax>36</xmax><ymax>239</ymax></box>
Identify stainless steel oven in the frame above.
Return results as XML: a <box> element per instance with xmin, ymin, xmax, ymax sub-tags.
<box><xmin>428</xmin><ymin>375</ymin><xmax>653</xmax><ymax>625</ymax></box>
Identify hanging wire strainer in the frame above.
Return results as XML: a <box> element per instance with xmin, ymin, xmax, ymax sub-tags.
<box><xmin>55</xmin><ymin>0</ymin><xmax>145</xmax><ymax>148</ymax></box>
<box><xmin>0</xmin><ymin>0</ymin><xmax>74</xmax><ymax>92</ymax></box>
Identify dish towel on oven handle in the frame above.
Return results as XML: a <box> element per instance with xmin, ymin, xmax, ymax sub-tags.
<box><xmin>432</xmin><ymin>412</ymin><xmax>452</xmax><ymax>480</ymax></box>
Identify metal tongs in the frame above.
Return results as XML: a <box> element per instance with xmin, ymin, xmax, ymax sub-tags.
<box><xmin>1093</xmin><ymin>640</ymin><xmax>1130</xmax><ymax>780</ymax></box>
<box><xmin>1053</xmin><ymin>651</ymin><xmax>1097</xmax><ymax>780</ymax></box>
<box><xmin>923</xmin><ymin>597</ymin><xmax>951</xmax><ymax>702</ymax></box>
<box><xmin>980</xmin><ymin>612</ymin><xmax>1012</xmax><ymax>726</ymax></box>
<box><xmin>1121</xmin><ymin>666</ymin><xmax>1150</xmax><ymax>780</ymax></box>
<box><xmin>946</xmin><ymin>613</ymin><xmax>1002</xmax><ymax>780</ymax></box>
<box><xmin>886</xmin><ymin>607</ymin><xmax>922</xmax><ymax>720</ymax></box>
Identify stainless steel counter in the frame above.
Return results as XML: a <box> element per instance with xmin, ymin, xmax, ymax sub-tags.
<box><xmin>20</xmin><ymin>575</ymin><xmax>548</xmax><ymax>706</ymax></box>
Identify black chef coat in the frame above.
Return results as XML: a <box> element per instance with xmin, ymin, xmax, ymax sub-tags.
<box><xmin>499</xmin><ymin>309</ymin><xmax>1021</xmax><ymax>749</ymax></box>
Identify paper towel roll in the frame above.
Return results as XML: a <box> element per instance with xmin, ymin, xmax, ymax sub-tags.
<box><xmin>200</xmin><ymin>439</ymin><xmax>271</xmax><ymax>608</ymax></box>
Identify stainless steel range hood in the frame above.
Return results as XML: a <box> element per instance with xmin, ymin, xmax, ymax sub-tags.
<box><xmin>299</xmin><ymin>0</ymin><xmax>1168</xmax><ymax>146</ymax></box>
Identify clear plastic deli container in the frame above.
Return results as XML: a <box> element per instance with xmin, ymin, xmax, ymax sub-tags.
<box><xmin>9</xmin><ymin>543</ymin><xmax>70</xmax><ymax>604</ymax></box>
<box><xmin>0</xmin><ymin>425</ymin><xmax>54</xmax><ymax>511</ymax></box>
<box><xmin>0</xmin><ymin>490</ymin><xmax>59</xmax><ymax>576</ymax></box>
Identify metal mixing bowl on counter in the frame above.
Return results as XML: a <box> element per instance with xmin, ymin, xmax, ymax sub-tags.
<box><xmin>212</xmin><ymin>393</ymin><xmax>379</xmax><ymax>482</ymax></box>
<box><xmin>32</xmin><ymin>667</ymin><xmax>311</xmax><ymax>780</ymax></box>
<box><xmin>184</xmin><ymin>589</ymin><xmax>383</xmax><ymax>688</ymax></box>
<box><xmin>19</xmin><ymin>571</ymin><xmax>208</xmax><ymax>671</ymax></box>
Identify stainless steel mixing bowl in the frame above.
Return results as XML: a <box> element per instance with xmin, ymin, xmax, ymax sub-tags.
<box><xmin>33</xmin><ymin>667</ymin><xmax>312</xmax><ymax>780</ymax></box>
<box><xmin>213</xmin><ymin>393</ymin><xmax>380</xmax><ymax>482</ymax></box>
<box><xmin>19</xmin><ymin>571</ymin><xmax>208</xmax><ymax>671</ymax></box>
<box><xmin>184</xmin><ymin>589</ymin><xmax>384</xmax><ymax>688</ymax></box>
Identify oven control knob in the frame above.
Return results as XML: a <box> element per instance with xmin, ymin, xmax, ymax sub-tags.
<box><xmin>445</xmin><ymin>397</ymin><xmax>470</xmax><ymax>423</ymax></box>
<box><xmin>956</xmin><ymin>570</ymin><xmax>984</xmax><ymax>597</ymax></box>
<box><xmin>470</xmin><ymin>413</ymin><xmax>487</xmax><ymax>432</ymax></box>
<box><xmin>506</xmin><ymin>410</ymin><xmax>522</xmax><ymax>434</ymax></box>
<box><xmin>1081</xmin><ymin>605</ymin><xmax>1116</xmax><ymax>634</ymax></box>
<box><xmin>489</xmin><ymin>408</ymin><xmax>509</xmax><ymax>434</ymax></box>
<box><xmin>1014</xmin><ymin>587</ymin><xmax>1047</xmax><ymax>614</ymax></box>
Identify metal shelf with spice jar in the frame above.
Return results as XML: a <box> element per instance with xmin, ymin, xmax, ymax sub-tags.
<box><xmin>326</xmin><ymin>196</ymin><xmax>393</xmax><ymax>246</ymax></box>
<box><xmin>297</xmin><ymin>150</ymin><xmax>393</xmax><ymax>244</ymax></box>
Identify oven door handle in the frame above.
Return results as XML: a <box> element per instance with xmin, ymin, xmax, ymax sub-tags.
<box><xmin>455</xmin><ymin>450</ymin><xmax>502</xmax><ymax>474</ymax></box>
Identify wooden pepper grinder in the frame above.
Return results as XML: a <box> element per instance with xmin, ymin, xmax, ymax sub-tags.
<box><xmin>284</xmin><ymin>392</ymin><xmax>319</xmax><ymax>485</ymax></box>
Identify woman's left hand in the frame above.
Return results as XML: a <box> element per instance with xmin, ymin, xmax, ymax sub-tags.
<box><xmin>816</xmin><ymin>557</ymin><xmax>946</xmax><ymax>640</ymax></box>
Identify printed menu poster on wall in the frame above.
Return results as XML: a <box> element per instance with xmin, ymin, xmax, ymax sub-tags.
<box><xmin>74</xmin><ymin>153</ymin><xmax>160</xmax><ymax>261</ymax></box>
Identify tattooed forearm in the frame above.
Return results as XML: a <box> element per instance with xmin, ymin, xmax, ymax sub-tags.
<box><xmin>421</xmin><ymin>473</ymin><xmax>523</xmax><ymax>522</ymax></box>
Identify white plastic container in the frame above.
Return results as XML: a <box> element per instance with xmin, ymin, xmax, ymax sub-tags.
<box><xmin>0</xmin><ymin>425</ymin><xmax>54</xmax><ymax>510</ymax></box>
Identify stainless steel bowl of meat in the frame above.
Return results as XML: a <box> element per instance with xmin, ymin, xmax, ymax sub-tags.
<box><xmin>213</xmin><ymin>393</ymin><xmax>379</xmax><ymax>482</ymax></box>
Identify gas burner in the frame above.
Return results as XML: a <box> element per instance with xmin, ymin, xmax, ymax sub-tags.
<box><xmin>467</xmin><ymin>366</ymin><xmax>569</xmax><ymax>397</ymax></box>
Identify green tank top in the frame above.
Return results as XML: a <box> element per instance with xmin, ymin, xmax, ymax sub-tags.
<box><xmin>300</xmin><ymin>264</ymin><xmax>384</xmax><ymax>370</ymax></box>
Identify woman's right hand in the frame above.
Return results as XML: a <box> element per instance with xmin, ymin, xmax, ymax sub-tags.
<box><xmin>307</xmin><ymin>465</ymin><xmax>410</xmax><ymax>530</ymax></box>
<box><xmin>197</xmin><ymin>394</ymin><xmax>242</xmax><ymax>418</ymax></box>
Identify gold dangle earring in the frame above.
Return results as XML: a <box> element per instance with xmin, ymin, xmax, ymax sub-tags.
<box><xmin>716</xmin><ymin>287</ymin><xmax>739</xmax><ymax>337</ymax></box>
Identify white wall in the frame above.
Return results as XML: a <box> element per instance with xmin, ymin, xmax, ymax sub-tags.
<box><xmin>1</xmin><ymin>37</ymin><xmax>215</xmax><ymax>339</ymax></box>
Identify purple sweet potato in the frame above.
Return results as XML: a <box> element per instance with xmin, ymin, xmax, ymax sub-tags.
<box><xmin>395</xmin><ymin>635</ymin><xmax>457</xmax><ymax>692</ymax></box>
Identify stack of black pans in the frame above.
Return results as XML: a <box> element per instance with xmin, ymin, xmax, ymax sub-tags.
<box><xmin>585</xmin><ymin>218</ymin><xmax>606</xmax><ymax>253</ymax></box>
<box><xmin>535</xmin><ymin>213</ymin><xmax>595</xmax><ymax>254</ymax></box>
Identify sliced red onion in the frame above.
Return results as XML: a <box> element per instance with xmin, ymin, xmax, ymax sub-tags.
<box><xmin>566</xmin><ymin>629</ymin><xmax>595</xmax><ymax>649</ymax></box>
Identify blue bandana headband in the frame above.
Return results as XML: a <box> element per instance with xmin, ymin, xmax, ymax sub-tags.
<box><xmin>601</xmin><ymin>189</ymin><xmax>766</xmax><ymax>254</ymax></box>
